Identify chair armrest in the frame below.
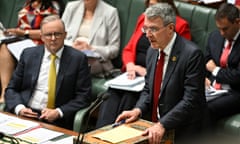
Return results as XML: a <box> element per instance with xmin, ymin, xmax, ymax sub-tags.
<box><xmin>73</xmin><ymin>105</ymin><xmax>92</xmax><ymax>132</ymax></box>
<box><xmin>217</xmin><ymin>114</ymin><xmax>240</xmax><ymax>136</ymax></box>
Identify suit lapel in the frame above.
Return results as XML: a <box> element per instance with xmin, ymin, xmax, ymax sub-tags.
<box><xmin>71</xmin><ymin>2</ymin><xmax>84</xmax><ymax>40</ymax></box>
<box><xmin>160</xmin><ymin>37</ymin><xmax>180</xmax><ymax>95</ymax></box>
<box><xmin>215</xmin><ymin>37</ymin><xmax>225</xmax><ymax>65</ymax></box>
<box><xmin>228</xmin><ymin>35</ymin><xmax>240</xmax><ymax>64</ymax></box>
<box><xmin>31</xmin><ymin>46</ymin><xmax>44</xmax><ymax>89</ymax></box>
<box><xmin>149</xmin><ymin>49</ymin><xmax>159</xmax><ymax>95</ymax></box>
<box><xmin>56</xmin><ymin>46</ymin><xmax>71</xmax><ymax>96</ymax></box>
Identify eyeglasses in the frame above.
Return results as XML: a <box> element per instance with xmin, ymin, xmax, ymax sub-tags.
<box><xmin>43</xmin><ymin>32</ymin><xmax>64</xmax><ymax>39</ymax></box>
<box><xmin>141</xmin><ymin>26</ymin><xmax>165</xmax><ymax>34</ymax></box>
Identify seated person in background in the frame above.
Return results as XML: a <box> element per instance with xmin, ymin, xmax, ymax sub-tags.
<box><xmin>4</xmin><ymin>15</ymin><xmax>92</xmax><ymax>130</ymax></box>
<box><xmin>61</xmin><ymin>0</ymin><xmax>120</xmax><ymax>77</ymax></box>
<box><xmin>96</xmin><ymin>0</ymin><xmax>192</xmax><ymax>128</ymax></box>
<box><xmin>115</xmin><ymin>3</ymin><xmax>205</xmax><ymax>143</ymax></box>
<box><xmin>205</xmin><ymin>3</ymin><xmax>240</xmax><ymax>128</ymax></box>
<box><xmin>227</xmin><ymin>0</ymin><xmax>240</xmax><ymax>9</ymax></box>
<box><xmin>0</xmin><ymin>0</ymin><xmax>64</xmax><ymax>103</ymax></box>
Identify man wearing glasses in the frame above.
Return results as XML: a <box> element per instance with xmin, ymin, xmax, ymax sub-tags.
<box><xmin>4</xmin><ymin>15</ymin><xmax>91</xmax><ymax>130</ymax></box>
<box><xmin>116</xmin><ymin>3</ymin><xmax>206</xmax><ymax>143</ymax></box>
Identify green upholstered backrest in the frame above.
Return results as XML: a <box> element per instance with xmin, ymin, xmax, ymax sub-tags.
<box><xmin>107</xmin><ymin>0</ymin><xmax>134</xmax><ymax>68</ymax></box>
<box><xmin>124</xmin><ymin>0</ymin><xmax>145</xmax><ymax>49</ymax></box>
<box><xmin>110</xmin><ymin>0</ymin><xmax>145</xmax><ymax>68</ymax></box>
<box><xmin>0</xmin><ymin>0</ymin><xmax>16</xmax><ymax>28</ymax></box>
<box><xmin>175</xmin><ymin>1</ymin><xmax>217</xmax><ymax>53</ymax></box>
<box><xmin>0</xmin><ymin>0</ymin><xmax>26</xmax><ymax>28</ymax></box>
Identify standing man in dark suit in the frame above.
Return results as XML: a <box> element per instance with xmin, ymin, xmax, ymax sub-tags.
<box><xmin>116</xmin><ymin>3</ymin><xmax>206</xmax><ymax>143</ymax></box>
<box><xmin>4</xmin><ymin>15</ymin><xmax>91</xmax><ymax>130</ymax></box>
<box><xmin>205</xmin><ymin>3</ymin><xmax>240</xmax><ymax>126</ymax></box>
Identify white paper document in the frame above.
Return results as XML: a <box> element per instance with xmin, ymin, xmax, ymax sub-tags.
<box><xmin>199</xmin><ymin>0</ymin><xmax>223</xmax><ymax>4</ymax></box>
<box><xmin>16</xmin><ymin>127</ymin><xmax>63</xmax><ymax>144</ymax></box>
<box><xmin>0</xmin><ymin>116</ymin><xmax>40</xmax><ymax>135</ymax></box>
<box><xmin>205</xmin><ymin>86</ymin><xmax>228</xmax><ymax>101</ymax></box>
<box><xmin>7</xmin><ymin>39</ymin><xmax>36</xmax><ymax>61</ymax></box>
<box><xmin>93</xmin><ymin>125</ymin><xmax>143</xmax><ymax>143</ymax></box>
<box><xmin>104</xmin><ymin>72</ymin><xmax>145</xmax><ymax>92</ymax></box>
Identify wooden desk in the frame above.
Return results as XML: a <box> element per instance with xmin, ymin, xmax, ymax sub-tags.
<box><xmin>0</xmin><ymin>111</ymin><xmax>78</xmax><ymax>136</ymax></box>
<box><xmin>0</xmin><ymin>111</ymin><xmax>78</xmax><ymax>144</ymax></box>
<box><xmin>82</xmin><ymin>119</ymin><xmax>174</xmax><ymax>144</ymax></box>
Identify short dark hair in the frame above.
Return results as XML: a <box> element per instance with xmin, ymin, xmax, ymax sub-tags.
<box><xmin>144</xmin><ymin>0</ymin><xmax>179</xmax><ymax>15</ymax></box>
<box><xmin>215</xmin><ymin>3</ymin><xmax>240</xmax><ymax>23</ymax></box>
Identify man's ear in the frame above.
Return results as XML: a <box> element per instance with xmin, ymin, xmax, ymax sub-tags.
<box><xmin>168</xmin><ymin>23</ymin><xmax>175</xmax><ymax>31</ymax></box>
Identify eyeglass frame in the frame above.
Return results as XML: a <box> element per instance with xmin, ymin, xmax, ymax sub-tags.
<box><xmin>141</xmin><ymin>22</ymin><xmax>173</xmax><ymax>34</ymax></box>
<box><xmin>42</xmin><ymin>32</ymin><xmax>64</xmax><ymax>39</ymax></box>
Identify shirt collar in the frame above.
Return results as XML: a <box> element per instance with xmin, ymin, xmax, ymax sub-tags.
<box><xmin>159</xmin><ymin>32</ymin><xmax>176</xmax><ymax>56</ymax></box>
<box><xmin>44</xmin><ymin>46</ymin><xmax>64</xmax><ymax>59</ymax></box>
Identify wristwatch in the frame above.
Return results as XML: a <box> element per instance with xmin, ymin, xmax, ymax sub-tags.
<box><xmin>24</xmin><ymin>30</ymin><xmax>29</xmax><ymax>38</ymax></box>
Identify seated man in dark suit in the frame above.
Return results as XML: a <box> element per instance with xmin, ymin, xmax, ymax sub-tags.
<box><xmin>116</xmin><ymin>3</ymin><xmax>206</xmax><ymax>143</ymax></box>
<box><xmin>4</xmin><ymin>15</ymin><xmax>92</xmax><ymax>130</ymax></box>
<box><xmin>205</xmin><ymin>3</ymin><xmax>240</xmax><ymax>127</ymax></box>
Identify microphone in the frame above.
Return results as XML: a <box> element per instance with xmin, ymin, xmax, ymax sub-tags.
<box><xmin>75</xmin><ymin>91</ymin><xmax>109</xmax><ymax>144</ymax></box>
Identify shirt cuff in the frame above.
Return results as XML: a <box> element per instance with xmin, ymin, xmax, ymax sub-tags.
<box><xmin>212</xmin><ymin>67</ymin><xmax>220</xmax><ymax>76</ymax></box>
<box><xmin>56</xmin><ymin>108</ymin><xmax>63</xmax><ymax>118</ymax></box>
<box><xmin>15</xmin><ymin>104</ymin><xmax>26</xmax><ymax>115</ymax></box>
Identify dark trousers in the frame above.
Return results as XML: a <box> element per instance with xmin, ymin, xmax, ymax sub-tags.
<box><xmin>96</xmin><ymin>88</ymin><xmax>140</xmax><ymax>128</ymax></box>
<box><xmin>207</xmin><ymin>91</ymin><xmax>240</xmax><ymax>126</ymax></box>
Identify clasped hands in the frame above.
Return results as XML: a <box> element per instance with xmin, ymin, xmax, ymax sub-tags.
<box><xmin>116</xmin><ymin>108</ymin><xmax>165</xmax><ymax>144</ymax></box>
<box><xmin>19</xmin><ymin>107</ymin><xmax>60</xmax><ymax>122</ymax></box>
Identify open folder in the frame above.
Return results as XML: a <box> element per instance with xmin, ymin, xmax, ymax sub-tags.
<box><xmin>104</xmin><ymin>72</ymin><xmax>145</xmax><ymax>92</ymax></box>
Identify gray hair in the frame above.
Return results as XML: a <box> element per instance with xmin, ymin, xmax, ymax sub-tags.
<box><xmin>40</xmin><ymin>14</ymin><xmax>65</xmax><ymax>31</ymax></box>
<box><xmin>144</xmin><ymin>3</ymin><xmax>176</xmax><ymax>26</ymax></box>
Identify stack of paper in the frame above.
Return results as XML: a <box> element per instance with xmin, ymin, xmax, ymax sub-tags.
<box><xmin>205</xmin><ymin>86</ymin><xmax>228</xmax><ymax>101</ymax></box>
<box><xmin>7</xmin><ymin>39</ymin><xmax>36</xmax><ymax>61</ymax></box>
<box><xmin>104</xmin><ymin>72</ymin><xmax>145</xmax><ymax>92</ymax></box>
<box><xmin>93</xmin><ymin>125</ymin><xmax>143</xmax><ymax>143</ymax></box>
<box><xmin>0</xmin><ymin>116</ymin><xmax>40</xmax><ymax>135</ymax></box>
<box><xmin>16</xmin><ymin>128</ymin><xmax>63</xmax><ymax>144</ymax></box>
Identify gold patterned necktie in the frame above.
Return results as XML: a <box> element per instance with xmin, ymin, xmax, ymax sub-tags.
<box><xmin>47</xmin><ymin>54</ymin><xmax>57</xmax><ymax>108</ymax></box>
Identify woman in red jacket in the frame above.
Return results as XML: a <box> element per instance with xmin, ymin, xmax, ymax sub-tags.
<box><xmin>96</xmin><ymin>0</ymin><xmax>191</xmax><ymax>128</ymax></box>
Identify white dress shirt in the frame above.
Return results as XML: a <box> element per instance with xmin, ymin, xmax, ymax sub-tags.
<box><xmin>15</xmin><ymin>46</ymin><xmax>64</xmax><ymax>117</ymax></box>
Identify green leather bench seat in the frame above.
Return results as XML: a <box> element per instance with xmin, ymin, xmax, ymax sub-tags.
<box><xmin>217</xmin><ymin>114</ymin><xmax>240</xmax><ymax>136</ymax></box>
<box><xmin>175</xmin><ymin>1</ymin><xmax>217</xmax><ymax>53</ymax></box>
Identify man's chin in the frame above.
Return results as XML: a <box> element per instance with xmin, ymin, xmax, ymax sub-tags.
<box><xmin>150</xmin><ymin>44</ymin><xmax>158</xmax><ymax>49</ymax></box>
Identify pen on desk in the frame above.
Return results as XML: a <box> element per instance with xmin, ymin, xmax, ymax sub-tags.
<box><xmin>112</xmin><ymin>119</ymin><xmax>126</xmax><ymax>128</ymax></box>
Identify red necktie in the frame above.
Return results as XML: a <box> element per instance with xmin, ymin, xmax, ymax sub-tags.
<box><xmin>152</xmin><ymin>51</ymin><xmax>165</xmax><ymax>122</ymax></box>
<box><xmin>235</xmin><ymin>0</ymin><xmax>240</xmax><ymax>5</ymax></box>
<box><xmin>215</xmin><ymin>40</ymin><xmax>232</xmax><ymax>90</ymax></box>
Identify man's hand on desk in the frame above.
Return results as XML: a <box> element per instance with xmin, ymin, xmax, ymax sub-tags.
<box><xmin>19</xmin><ymin>108</ymin><xmax>39</xmax><ymax>119</ymax></box>
<box><xmin>40</xmin><ymin>108</ymin><xmax>60</xmax><ymax>122</ymax></box>
<box><xmin>115</xmin><ymin>108</ymin><xmax>141</xmax><ymax>123</ymax></box>
<box><xmin>142</xmin><ymin>122</ymin><xmax>165</xmax><ymax>144</ymax></box>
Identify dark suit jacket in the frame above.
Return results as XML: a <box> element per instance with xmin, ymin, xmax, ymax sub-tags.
<box><xmin>5</xmin><ymin>45</ymin><xmax>92</xmax><ymax>130</ymax></box>
<box><xmin>135</xmin><ymin>35</ymin><xmax>206</xmax><ymax>139</ymax></box>
<box><xmin>205</xmin><ymin>30</ymin><xmax>240</xmax><ymax>94</ymax></box>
